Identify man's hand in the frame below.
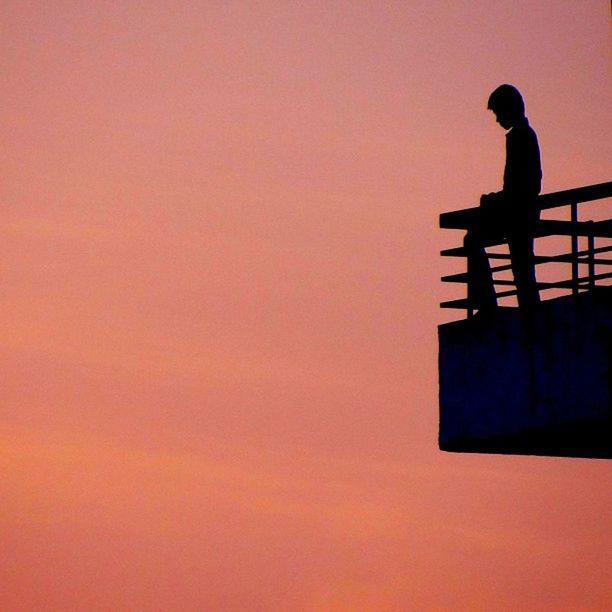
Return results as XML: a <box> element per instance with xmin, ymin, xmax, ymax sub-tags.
<box><xmin>480</xmin><ymin>192</ymin><xmax>500</xmax><ymax>206</ymax></box>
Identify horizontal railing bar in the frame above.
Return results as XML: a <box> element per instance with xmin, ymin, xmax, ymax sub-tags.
<box><xmin>441</xmin><ymin>272</ymin><xmax>468</xmax><ymax>283</ymax></box>
<box><xmin>489</xmin><ymin>279</ymin><xmax>608</xmax><ymax>288</ymax></box>
<box><xmin>536</xmin><ymin>256</ymin><xmax>612</xmax><ymax>266</ymax></box>
<box><xmin>440</xmin><ymin>298</ymin><xmax>471</xmax><ymax>309</ymax></box>
<box><xmin>534</xmin><ymin>219</ymin><xmax>612</xmax><ymax>238</ymax></box>
<box><xmin>441</xmin><ymin>282</ymin><xmax>612</xmax><ymax>308</ymax></box>
<box><xmin>538</xmin><ymin>271</ymin><xmax>612</xmax><ymax>289</ymax></box>
<box><xmin>578</xmin><ymin>245</ymin><xmax>612</xmax><ymax>255</ymax></box>
<box><xmin>438</xmin><ymin>303</ymin><xmax>474</xmax><ymax>310</ymax></box>
<box><xmin>484</xmin><ymin>288</ymin><xmax>517</xmax><ymax>298</ymax></box>
<box><xmin>441</xmin><ymin>255</ymin><xmax>612</xmax><ymax>283</ymax></box>
<box><xmin>493</xmin><ymin>279</ymin><xmax>519</xmax><ymax>286</ymax></box>
<box><xmin>491</xmin><ymin>263</ymin><xmax>514</xmax><ymax>272</ymax></box>
<box><xmin>441</xmin><ymin>244</ymin><xmax>612</xmax><ymax>260</ymax></box>
<box><xmin>442</xmin><ymin>263</ymin><xmax>514</xmax><ymax>283</ymax></box>
<box><xmin>443</xmin><ymin>268</ymin><xmax>612</xmax><ymax>288</ymax></box>
<box><xmin>440</xmin><ymin>280</ymin><xmax>612</xmax><ymax>309</ymax></box>
<box><xmin>439</xmin><ymin>208</ymin><xmax>482</xmax><ymax>230</ymax></box>
<box><xmin>538</xmin><ymin>181</ymin><xmax>612</xmax><ymax>210</ymax></box>
<box><xmin>440</xmin><ymin>217</ymin><xmax>612</xmax><ymax>236</ymax></box>
<box><xmin>440</xmin><ymin>246</ymin><xmax>466</xmax><ymax>257</ymax></box>
<box><xmin>440</xmin><ymin>246</ymin><xmax>612</xmax><ymax>262</ymax></box>
<box><xmin>441</xmin><ymin>247</ymin><xmax>512</xmax><ymax>259</ymax></box>
<box><xmin>440</xmin><ymin>181</ymin><xmax>612</xmax><ymax>230</ymax></box>
<box><xmin>440</xmin><ymin>289</ymin><xmax>517</xmax><ymax>309</ymax></box>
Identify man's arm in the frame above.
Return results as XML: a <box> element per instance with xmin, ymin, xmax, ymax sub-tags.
<box><xmin>503</xmin><ymin>122</ymin><xmax>542</xmax><ymax>198</ymax></box>
<box><xmin>480</xmin><ymin>121</ymin><xmax>541</xmax><ymax>207</ymax></box>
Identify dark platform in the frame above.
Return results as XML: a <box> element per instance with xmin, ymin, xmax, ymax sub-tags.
<box><xmin>438</xmin><ymin>288</ymin><xmax>612</xmax><ymax>459</ymax></box>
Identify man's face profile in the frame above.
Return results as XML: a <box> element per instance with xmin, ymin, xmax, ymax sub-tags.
<box><xmin>492</xmin><ymin>108</ymin><xmax>514</xmax><ymax>130</ymax></box>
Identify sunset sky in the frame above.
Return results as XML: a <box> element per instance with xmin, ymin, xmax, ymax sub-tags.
<box><xmin>2</xmin><ymin>1</ymin><xmax>611</xmax><ymax>610</ymax></box>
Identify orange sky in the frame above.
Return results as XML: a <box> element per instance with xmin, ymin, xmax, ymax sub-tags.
<box><xmin>2</xmin><ymin>1</ymin><xmax>611</xmax><ymax>610</ymax></box>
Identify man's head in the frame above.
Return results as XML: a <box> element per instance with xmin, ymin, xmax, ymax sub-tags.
<box><xmin>487</xmin><ymin>84</ymin><xmax>525</xmax><ymax>130</ymax></box>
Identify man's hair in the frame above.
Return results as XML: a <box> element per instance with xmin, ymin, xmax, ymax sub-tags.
<box><xmin>487</xmin><ymin>84</ymin><xmax>525</xmax><ymax>117</ymax></box>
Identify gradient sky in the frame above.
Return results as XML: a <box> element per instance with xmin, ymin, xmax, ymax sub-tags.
<box><xmin>2</xmin><ymin>1</ymin><xmax>611</xmax><ymax>610</ymax></box>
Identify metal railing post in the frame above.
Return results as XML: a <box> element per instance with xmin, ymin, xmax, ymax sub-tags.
<box><xmin>571</xmin><ymin>201</ymin><xmax>579</xmax><ymax>294</ymax></box>
<box><xmin>587</xmin><ymin>222</ymin><xmax>595</xmax><ymax>290</ymax></box>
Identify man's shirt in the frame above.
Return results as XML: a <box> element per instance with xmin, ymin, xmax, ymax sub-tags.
<box><xmin>503</xmin><ymin>116</ymin><xmax>542</xmax><ymax>200</ymax></box>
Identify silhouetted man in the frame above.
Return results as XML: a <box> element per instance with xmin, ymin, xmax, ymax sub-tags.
<box><xmin>464</xmin><ymin>84</ymin><xmax>542</xmax><ymax>312</ymax></box>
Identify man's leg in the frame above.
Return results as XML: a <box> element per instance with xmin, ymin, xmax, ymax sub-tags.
<box><xmin>508</xmin><ymin>230</ymin><xmax>540</xmax><ymax>309</ymax></box>
<box><xmin>464</xmin><ymin>222</ymin><xmax>498</xmax><ymax>312</ymax></box>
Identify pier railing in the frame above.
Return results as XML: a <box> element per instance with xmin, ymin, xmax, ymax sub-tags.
<box><xmin>440</xmin><ymin>181</ymin><xmax>612</xmax><ymax>317</ymax></box>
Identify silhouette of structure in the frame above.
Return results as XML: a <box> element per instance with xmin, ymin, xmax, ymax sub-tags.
<box><xmin>439</xmin><ymin>181</ymin><xmax>612</xmax><ymax>459</ymax></box>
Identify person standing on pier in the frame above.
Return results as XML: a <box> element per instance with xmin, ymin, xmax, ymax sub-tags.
<box><xmin>465</xmin><ymin>84</ymin><xmax>542</xmax><ymax>312</ymax></box>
